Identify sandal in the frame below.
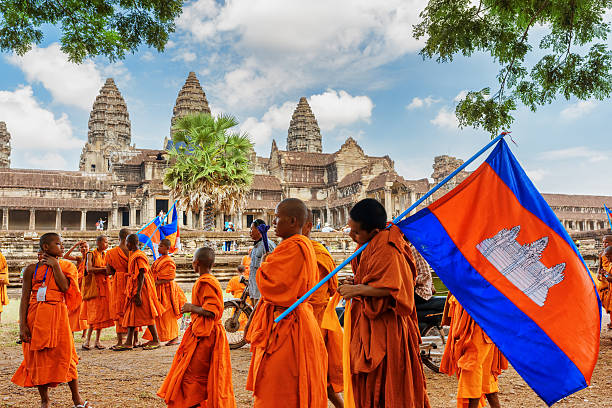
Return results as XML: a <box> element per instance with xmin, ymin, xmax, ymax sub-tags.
<box><xmin>81</xmin><ymin>345</ymin><xmax>92</xmax><ymax>351</ymax></box>
<box><xmin>143</xmin><ymin>344</ymin><xmax>161</xmax><ymax>350</ymax></box>
<box><xmin>111</xmin><ymin>345</ymin><xmax>132</xmax><ymax>351</ymax></box>
<box><xmin>74</xmin><ymin>401</ymin><xmax>91</xmax><ymax>408</ymax></box>
<box><xmin>94</xmin><ymin>345</ymin><xmax>106</xmax><ymax>350</ymax></box>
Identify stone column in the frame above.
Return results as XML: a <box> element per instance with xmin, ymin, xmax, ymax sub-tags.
<box><xmin>80</xmin><ymin>210</ymin><xmax>87</xmax><ymax>231</ymax></box>
<box><xmin>29</xmin><ymin>209</ymin><xmax>35</xmax><ymax>230</ymax></box>
<box><xmin>55</xmin><ymin>208</ymin><xmax>62</xmax><ymax>230</ymax></box>
<box><xmin>344</xmin><ymin>206</ymin><xmax>349</xmax><ymax>225</ymax></box>
<box><xmin>186</xmin><ymin>210</ymin><xmax>193</xmax><ymax>229</ymax></box>
<box><xmin>410</xmin><ymin>191</ymin><xmax>417</xmax><ymax>215</ymax></box>
<box><xmin>384</xmin><ymin>187</ymin><xmax>392</xmax><ymax>220</ymax></box>
<box><xmin>177</xmin><ymin>208</ymin><xmax>184</xmax><ymax>227</ymax></box>
<box><xmin>237</xmin><ymin>210</ymin><xmax>243</xmax><ymax>230</ymax></box>
<box><xmin>149</xmin><ymin>197</ymin><xmax>156</xmax><ymax>220</ymax></box>
<box><xmin>111</xmin><ymin>204</ymin><xmax>119</xmax><ymax>229</ymax></box>
<box><xmin>325</xmin><ymin>206</ymin><xmax>330</xmax><ymax>225</ymax></box>
<box><xmin>198</xmin><ymin>210</ymin><xmax>205</xmax><ymax>229</ymax></box>
<box><xmin>2</xmin><ymin>208</ymin><xmax>8</xmax><ymax>230</ymax></box>
<box><xmin>129</xmin><ymin>205</ymin><xmax>136</xmax><ymax>227</ymax></box>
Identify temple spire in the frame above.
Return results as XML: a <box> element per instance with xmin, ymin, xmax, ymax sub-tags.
<box><xmin>170</xmin><ymin>72</ymin><xmax>211</xmax><ymax>139</ymax></box>
<box><xmin>0</xmin><ymin>121</ymin><xmax>11</xmax><ymax>168</ymax></box>
<box><xmin>286</xmin><ymin>97</ymin><xmax>322</xmax><ymax>153</ymax></box>
<box><xmin>86</xmin><ymin>78</ymin><xmax>131</xmax><ymax>147</ymax></box>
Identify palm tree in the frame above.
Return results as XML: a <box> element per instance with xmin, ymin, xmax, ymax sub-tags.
<box><xmin>164</xmin><ymin>113</ymin><xmax>253</xmax><ymax>231</ymax></box>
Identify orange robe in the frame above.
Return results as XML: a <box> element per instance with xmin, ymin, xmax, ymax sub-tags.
<box><xmin>0</xmin><ymin>250</ymin><xmax>8</xmax><ymax>313</ymax></box>
<box><xmin>81</xmin><ymin>249</ymin><xmax>113</xmax><ymax>330</ymax></box>
<box><xmin>241</xmin><ymin>255</ymin><xmax>251</xmax><ymax>278</ymax></box>
<box><xmin>12</xmin><ymin>259</ymin><xmax>81</xmax><ymax>387</ymax></box>
<box><xmin>122</xmin><ymin>250</ymin><xmax>164</xmax><ymax>328</ymax></box>
<box><xmin>143</xmin><ymin>255</ymin><xmax>187</xmax><ymax>342</ymax></box>
<box><xmin>246</xmin><ymin>234</ymin><xmax>328</xmax><ymax>408</ymax></box>
<box><xmin>68</xmin><ymin>259</ymin><xmax>87</xmax><ymax>332</ymax></box>
<box><xmin>441</xmin><ymin>294</ymin><xmax>508</xmax><ymax>408</ymax></box>
<box><xmin>308</xmin><ymin>240</ymin><xmax>343</xmax><ymax>393</ymax></box>
<box><xmin>597</xmin><ymin>253</ymin><xmax>612</xmax><ymax>313</ymax></box>
<box><xmin>158</xmin><ymin>273</ymin><xmax>236</xmax><ymax>408</ymax></box>
<box><xmin>105</xmin><ymin>246</ymin><xmax>130</xmax><ymax>334</ymax></box>
<box><xmin>348</xmin><ymin>225</ymin><xmax>430</xmax><ymax>408</ymax></box>
<box><xmin>226</xmin><ymin>275</ymin><xmax>246</xmax><ymax>298</ymax></box>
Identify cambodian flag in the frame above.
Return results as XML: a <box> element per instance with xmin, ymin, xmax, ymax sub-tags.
<box><xmin>397</xmin><ymin>139</ymin><xmax>600</xmax><ymax>405</ymax></box>
<box><xmin>159</xmin><ymin>207</ymin><xmax>181</xmax><ymax>253</ymax></box>
<box><xmin>138</xmin><ymin>216</ymin><xmax>163</xmax><ymax>259</ymax></box>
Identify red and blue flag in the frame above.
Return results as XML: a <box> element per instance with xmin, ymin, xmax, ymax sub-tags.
<box><xmin>138</xmin><ymin>216</ymin><xmax>162</xmax><ymax>259</ymax></box>
<box><xmin>398</xmin><ymin>139</ymin><xmax>600</xmax><ymax>405</ymax></box>
<box><xmin>159</xmin><ymin>207</ymin><xmax>181</xmax><ymax>253</ymax></box>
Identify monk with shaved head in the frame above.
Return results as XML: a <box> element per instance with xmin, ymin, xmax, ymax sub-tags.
<box><xmin>12</xmin><ymin>233</ymin><xmax>90</xmax><ymax>407</ymax></box>
<box><xmin>597</xmin><ymin>235</ymin><xmax>612</xmax><ymax>329</ymax></box>
<box><xmin>105</xmin><ymin>228</ymin><xmax>131</xmax><ymax>349</ymax></box>
<box><xmin>114</xmin><ymin>234</ymin><xmax>163</xmax><ymax>350</ymax></box>
<box><xmin>246</xmin><ymin>198</ymin><xmax>328</xmax><ymax>407</ymax></box>
<box><xmin>82</xmin><ymin>235</ymin><xmax>113</xmax><ymax>350</ymax></box>
<box><xmin>158</xmin><ymin>247</ymin><xmax>235</xmax><ymax>407</ymax></box>
<box><xmin>302</xmin><ymin>208</ymin><xmax>344</xmax><ymax>407</ymax></box>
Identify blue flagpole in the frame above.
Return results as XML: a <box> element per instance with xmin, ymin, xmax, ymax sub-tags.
<box><xmin>274</xmin><ymin>132</ymin><xmax>510</xmax><ymax>323</ymax></box>
<box><xmin>605</xmin><ymin>204</ymin><xmax>612</xmax><ymax>229</ymax></box>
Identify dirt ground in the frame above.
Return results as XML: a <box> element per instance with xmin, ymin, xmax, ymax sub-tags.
<box><xmin>1</xmin><ymin>315</ymin><xmax>612</xmax><ymax>407</ymax></box>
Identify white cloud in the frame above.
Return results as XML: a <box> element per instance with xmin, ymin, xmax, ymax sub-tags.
<box><xmin>177</xmin><ymin>0</ymin><xmax>428</xmax><ymax>109</ymax></box>
<box><xmin>172</xmin><ymin>51</ymin><xmax>197</xmax><ymax>63</ymax></box>
<box><xmin>430</xmin><ymin>107</ymin><xmax>459</xmax><ymax>129</ymax></box>
<box><xmin>24</xmin><ymin>152</ymin><xmax>69</xmax><ymax>169</ymax></box>
<box><xmin>141</xmin><ymin>51</ymin><xmax>155</xmax><ymax>62</ymax></box>
<box><xmin>240</xmin><ymin>89</ymin><xmax>373</xmax><ymax>148</ymax></box>
<box><xmin>0</xmin><ymin>86</ymin><xmax>82</xmax><ymax>153</ymax></box>
<box><xmin>5</xmin><ymin>43</ymin><xmax>105</xmax><ymax>110</ymax></box>
<box><xmin>309</xmin><ymin>90</ymin><xmax>374</xmax><ymax>130</ymax></box>
<box><xmin>526</xmin><ymin>168</ymin><xmax>549</xmax><ymax>182</ymax></box>
<box><xmin>406</xmin><ymin>96</ymin><xmax>440</xmax><ymax>110</ymax></box>
<box><xmin>454</xmin><ymin>90</ymin><xmax>468</xmax><ymax>103</ymax></box>
<box><xmin>539</xmin><ymin>146</ymin><xmax>607</xmax><ymax>163</ymax></box>
<box><xmin>560</xmin><ymin>100</ymin><xmax>598</xmax><ymax>120</ymax></box>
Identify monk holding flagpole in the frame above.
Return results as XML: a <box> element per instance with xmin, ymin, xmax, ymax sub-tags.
<box><xmin>245</xmin><ymin>198</ymin><xmax>328</xmax><ymax>408</ymax></box>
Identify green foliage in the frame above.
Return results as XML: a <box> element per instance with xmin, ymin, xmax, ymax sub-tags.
<box><xmin>0</xmin><ymin>0</ymin><xmax>183</xmax><ymax>63</ymax></box>
<box><xmin>164</xmin><ymin>113</ymin><xmax>254</xmax><ymax>227</ymax></box>
<box><xmin>414</xmin><ymin>0</ymin><xmax>612</xmax><ymax>135</ymax></box>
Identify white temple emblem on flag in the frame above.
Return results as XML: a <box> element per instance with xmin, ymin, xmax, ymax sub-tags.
<box><xmin>476</xmin><ymin>226</ymin><xmax>565</xmax><ymax>306</ymax></box>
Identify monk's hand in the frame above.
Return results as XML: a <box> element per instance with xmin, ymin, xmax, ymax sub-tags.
<box><xmin>19</xmin><ymin>324</ymin><xmax>31</xmax><ymax>343</ymax></box>
<box><xmin>337</xmin><ymin>284</ymin><xmax>363</xmax><ymax>299</ymax></box>
<box><xmin>181</xmin><ymin>303</ymin><xmax>193</xmax><ymax>314</ymax></box>
<box><xmin>134</xmin><ymin>293</ymin><xmax>143</xmax><ymax>306</ymax></box>
<box><xmin>340</xmin><ymin>277</ymin><xmax>354</xmax><ymax>286</ymax></box>
<box><xmin>42</xmin><ymin>253</ymin><xmax>60</xmax><ymax>269</ymax></box>
<box><xmin>0</xmin><ymin>278</ymin><xmax>7</xmax><ymax>285</ymax></box>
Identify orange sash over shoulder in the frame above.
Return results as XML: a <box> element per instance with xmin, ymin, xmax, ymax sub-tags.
<box><xmin>122</xmin><ymin>250</ymin><xmax>164</xmax><ymax>327</ymax></box>
<box><xmin>308</xmin><ymin>239</ymin><xmax>343</xmax><ymax>393</ymax></box>
<box><xmin>81</xmin><ymin>249</ymin><xmax>113</xmax><ymax>330</ymax></box>
<box><xmin>105</xmin><ymin>246</ymin><xmax>129</xmax><ymax>321</ymax></box>
<box><xmin>68</xmin><ymin>258</ymin><xmax>87</xmax><ymax>332</ymax></box>
<box><xmin>158</xmin><ymin>273</ymin><xmax>236</xmax><ymax>408</ymax></box>
<box><xmin>0</xmin><ymin>251</ymin><xmax>9</xmax><ymax>311</ymax></box>
<box><xmin>441</xmin><ymin>294</ymin><xmax>508</xmax><ymax>408</ymax></box>
<box><xmin>143</xmin><ymin>255</ymin><xmax>187</xmax><ymax>342</ymax></box>
<box><xmin>12</xmin><ymin>259</ymin><xmax>81</xmax><ymax>387</ymax></box>
<box><xmin>597</xmin><ymin>254</ymin><xmax>612</xmax><ymax>313</ymax></box>
<box><xmin>246</xmin><ymin>234</ymin><xmax>328</xmax><ymax>408</ymax></box>
<box><xmin>348</xmin><ymin>225</ymin><xmax>430</xmax><ymax>408</ymax></box>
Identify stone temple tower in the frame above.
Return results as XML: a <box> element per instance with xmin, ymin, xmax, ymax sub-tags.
<box><xmin>0</xmin><ymin>121</ymin><xmax>11</xmax><ymax>168</ymax></box>
<box><xmin>286</xmin><ymin>97</ymin><xmax>322</xmax><ymax>153</ymax></box>
<box><xmin>79</xmin><ymin>78</ymin><xmax>131</xmax><ymax>173</ymax></box>
<box><xmin>166</xmin><ymin>72</ymin><xmax>211</xmax><ymax>148</ymax></box>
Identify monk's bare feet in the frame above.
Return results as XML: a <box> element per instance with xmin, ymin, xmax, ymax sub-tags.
<box><xmin>40</xmin><ymin>401</ymin><xmax>49</xmax><ymax>408</ymax></box>
<box><xmin>165</xmin><ymin>338</ymin><xmax>179</xmax><ymax>346</ymax></box>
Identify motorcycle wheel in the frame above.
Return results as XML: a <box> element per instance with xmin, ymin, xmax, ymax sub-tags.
<box><xmin>222</xmin><ymin>301</ymin><xmax>252</xmax><ymax>349</ymax></box>
<box><xmin>420</xmin><ymin>324</ymin><xmax>446</xmax><ymax>373</ymax></box>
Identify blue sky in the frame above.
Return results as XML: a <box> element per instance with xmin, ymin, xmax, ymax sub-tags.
<box><xmin>0</xmin><ymin>0</ymin><xmax>610</xmax><ymax>196</ymax></box>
